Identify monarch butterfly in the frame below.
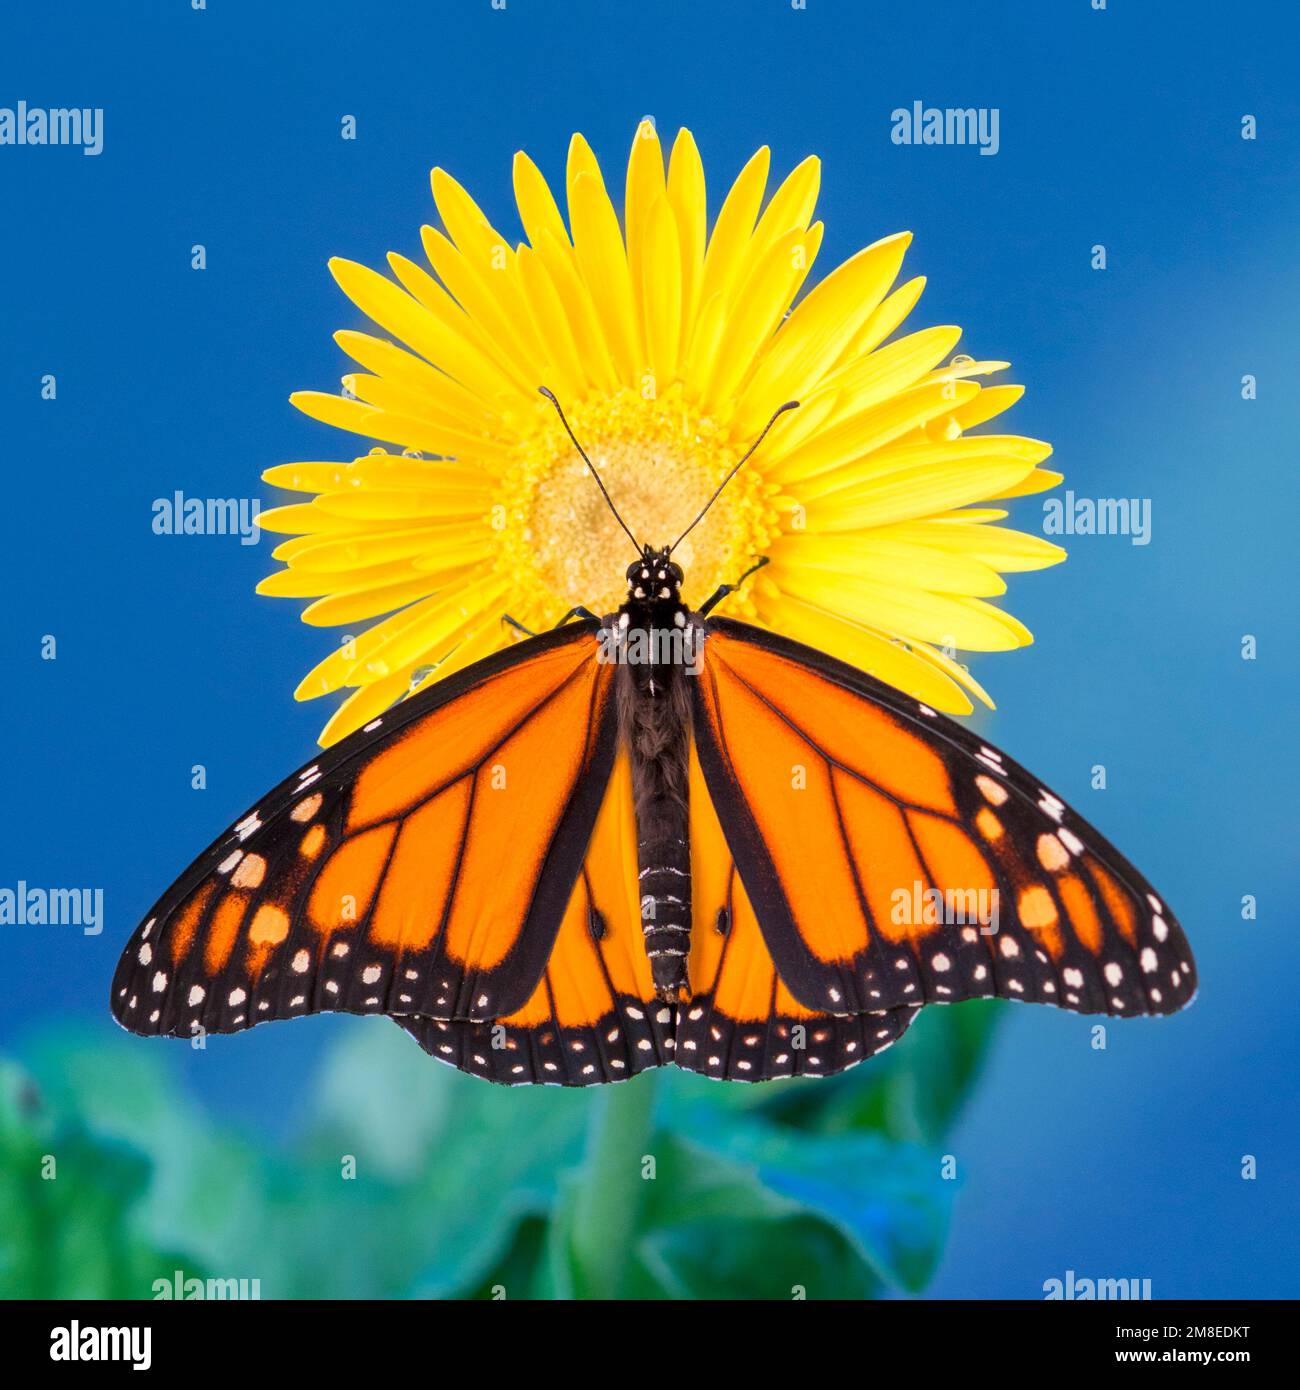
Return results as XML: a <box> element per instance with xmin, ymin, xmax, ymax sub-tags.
<box><xmin>110</xmin><ymin>390</ymin><xmax>1196</xmax><ymax>1085</ymax></box>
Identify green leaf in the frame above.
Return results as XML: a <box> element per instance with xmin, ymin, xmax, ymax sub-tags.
<box><xmin>0</xmin><ymin>1059</ymin><xmax>196</xmax><ymax>1299</ymax></box>
<box><xmin>24</xmin><ymin>1031</ymin><xmax>268</xmax><ymax>1279</ymax></box>
<box><xmin>680</xmin><ymin>1120</ymin><xmax>952</xmax><ymax>1292</ymax></box>
<box><xmin>290</xmin><ymin>1022</ymin><xmax>594</xmax><ymax>1298</ymax></box>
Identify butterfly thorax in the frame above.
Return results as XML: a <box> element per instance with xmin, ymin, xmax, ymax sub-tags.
<box><xmin>611</xmin><ymin>545</ymin><xmax>695</xmax><ymax>1001</ymax></box>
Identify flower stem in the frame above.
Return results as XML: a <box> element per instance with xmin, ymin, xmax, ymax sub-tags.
<box><xmin>568</xmin><ymin>1073</ymin><xmax>658</xmax><ymax>1298</ymax></box>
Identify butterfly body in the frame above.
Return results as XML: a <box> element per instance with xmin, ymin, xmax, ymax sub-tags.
<box><xmin>613</xmin><ymin>544</ymin><xmax>697</xmax><ymax>1001</ymax></box>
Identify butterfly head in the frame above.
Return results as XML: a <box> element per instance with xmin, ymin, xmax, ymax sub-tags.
<box><xmin>626</xmin><ymin>545</ymin><xmax>684</xmax><ymax>604</ymax></box>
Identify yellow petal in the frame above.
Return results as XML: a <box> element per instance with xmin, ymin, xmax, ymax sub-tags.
<box><xmin>513</xmin><ymin>149</ymin><xmax>571</xmax><ymax>250</ymax></box>
<box><xmin>700</xmin><ymin>228</ymin><xmax>812</xmax><ymax>411</ymax></box>
<box><xmin>734</xmin><ymin>232</ymin><xmax>912</xmax><ymax>433</ymax></box>
<box><xmin>514</xmin><ymin>245</ymin><xmax>589</xmax><ymax>400</ymax></box>
<box><xmin>836</xmin><ymin>275</ymin><xmax>927</xmax><ymax>364</ymax></box>
<box><xmin>800</xmin><ymin>456</ymin><xmax>1038</xmax><ymax>532</ymax></box>
<box><xmin>294</xmin><ymin>595</ymin><xmax>449</xmax><ymax>698</ymax></box>
<box><xmin>312</xmin><ymin>489</ymin><xmax>487</xmax><ymax>523</ymax></box>
<box><xmin>302</xmin><ymin>572</ymin><xmax>465</xmax><ymax>627</ymax></box>
<box><xmin>273</xmin><ymin>523</ymin><xmax>478</xmax><ymax>574</ymax></box>
<box><xmin>799</xmin><ymin>429</ymin><xmax>1051</xmax><ymax>503</ymax></box>
<box><xmin>352</xmin><ymin>577</ymin><xmax>507</xmax><ymax>682</ymax></box>
<box><xmin>690</xmin><ymin>146</ymin><xmax>770</xmax><ymax>350</ymax></box>
<box><xmin>666</xmin><ymin>129</ymin><xmax>707</xmax><ymax>346</ymax></box>
<box><xmin>408</xmin><ymin>238</ymin><xmax>541</xmax><ymax>394</ymax></box>
<box><xmin>876</xmin><ymin>519</ymin><xmax>1066</xmax><ymax>572</ymax></box>
<box><xmin>333</xmin><ymin>330</ymin><xmax>486</xmax><ymax>431</ymax></box>
<box><xmin>328</xmin><ymin>258</ymin><xmax>518</xmax><ymax>406</ymax></box>
<box><xmin>770</xmin><ymin>533</ymin><xmax>1008</xmax><ymax>597</ymax></box>
<box><xmin>770</xmin><ymin>566</ymin><xmax>1028</xmax><ymax>650</ymax></box>
<box><xmin>291</xmin><ymin>389</ymin><xmax>507</xmax><ymax>465</ymax></box>
<box><xmin>773</xmin><ymin>380</ymin><xmax>981</xmax><ymax>487</ymax></box>
<box><xmin>430</xmin><ymin>167</ymin><xmax>514</xmax><ymax>269</ymax></box>
<box><xmin>318</xmin><ymin>668</ymin><xmax>416</xmax><ymax>747</ymax></box>
<box><xmin>566</xmin><ymin>131</ymin><xmax>607</xmax><ymax>194</ymax></box>
<box><xmin>625</xmin><ymin>119</ymin><xmax>666</xmax><ymax>344</ymax></box>
<box><xmin>948</xmin><ymin>383</ymin><xmax>1024</xmax><ymax>432</ymax></box>
<box><xmin>797</xmin><ymin>324</ymin><xmax>964</xmax><ymax>440</ymax></box>
<box><xmin>261</xmin><ymin>461</ymin><xmax>350</xmax><ymax>493</ymax></box>
<box><xmin>640</xmin><ymin>197</ymin><xmax>682</xmax><ymax>387</ymax></box>
<box><xmin>757</xmin><ymin>592</ymin><xmax>975</xmax><ymax>713</ymax></box>
<box><xmin>568</xmin><ymin>171</ymin><xmax>640</xmax><ymax>383</ymax></box>
<box><xmin>990</xmin><ymin>467</ymin><xmax>1063</xmax><ymax>499</ymax></box>
<box><xmin>533</xmin><ymin>229</ymin><xmax>620</xmax><ymax>393</ymax></box>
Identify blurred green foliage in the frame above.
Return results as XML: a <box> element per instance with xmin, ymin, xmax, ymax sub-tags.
<box><xmin>0</xmin><ymin>1002</ymin><xmax>1000</xmax><ymax>1299</ymax></box>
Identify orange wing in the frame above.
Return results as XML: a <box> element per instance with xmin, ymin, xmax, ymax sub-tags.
<box><xmin>679</xmin><ymin>740</ymin><xmax>919</xmax><ymax>1081</ymax></box>
<box><xmin>397</xmin><ymin>749</ymin><xmax>674</xmax><ymax>1084</ymax></box>
<box><xmin>691</xmin><ymin>618</ymin><xmax>1197</xmax><ymax>1022</ymax></box>
<box><xmin>110</xmin><ymin>621</ymin><xmax>616</xmax><ymax>1041</ymax></box>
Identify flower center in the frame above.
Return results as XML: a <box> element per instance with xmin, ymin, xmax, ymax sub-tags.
<box><xmin>496</xmin><ymin>388</ymin><xmax>774</xmax><ymax>630</ymax></box>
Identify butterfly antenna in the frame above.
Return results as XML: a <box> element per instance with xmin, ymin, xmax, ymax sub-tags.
<box><xmin>539</xmin><ymin>386</ymin><xmax>642</xmax><ymax>554</ymax></box>
<box><xmin>669</xmin><ymin>400</ymin><xmax>800</xmax><ymax>555</ymax></box>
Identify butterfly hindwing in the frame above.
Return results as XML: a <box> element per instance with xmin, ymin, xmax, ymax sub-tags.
<box><xmin>679</xmin><ymin>740</ymin><xmax>920</xmax><ymax>1082</ymax></box>
<box><xmin>397</xmin><ymin>749</ymin><xmax>675</xmax><ymax>1084</ymax></box>
<box><xmin>110</xmin><ymin>621</ymin><xmax>617</xmax><ymax>1039</ymax></box>
<box><xmin>692</xmin><ymin>617</ymin><xmax>1196</xmax><ymax>1021</ymax></box>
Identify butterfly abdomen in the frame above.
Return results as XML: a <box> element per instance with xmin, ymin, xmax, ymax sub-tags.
<box><xmin>615</xmin><ymin>622</ymin><xmax>693</xmax><ymax>1001</ymax></box>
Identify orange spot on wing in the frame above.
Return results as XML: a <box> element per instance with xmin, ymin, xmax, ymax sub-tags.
<box><xmin>1086</xmin><ymin>858</ymin><xmax>1138</xmax><ymax>946</ymax></box>
<box><xmin>248</xmin><ymin>903</ymin><xmax>290</xmax><ymax>946</ymax></box>
<box><xmin>1037</xmin><ymin>833</ymin><xmax>1069</xmax><ymax>872</ymax></box>
<box><xmin>909</xmin><ymin>809</ymin><xmax>999</xmax><ymax>930</ymax></box>
<box><xmin>307</xmin><ymin>822</ymin><xmax>397</xmax><ymax>934</ymax></box>
<box><xmin>299</xmin><ymin>824</ymin><xmax>327</xmax><ymax>859</ymax></box>
<box><xmin>1017</xmin><ymin>883</ymin><xmax>1062</xmax><ymax>957</ymax></box>
<box><xmin>168</xmin><ymin>881</ymin><xmax>215</xmax><ymax>965</ymax></box>
<box><xmin>368</xmin><ymin>781</ymin><xmax>472</xmax><ymax>951</ymax></box>
<box><xmin>204</xmin><ymin>893</ymin><xmax>249</xmax><ymax>975</ymax></box>
<box><xmin>976</xmin><ymin>808</ymin><xmax>1003</xmax><ymax>841</ymax></box>
<box><xmin>1057</xmin><ymin>872</ymin><xmax>1102</xmax><ymax>954</ymax></box>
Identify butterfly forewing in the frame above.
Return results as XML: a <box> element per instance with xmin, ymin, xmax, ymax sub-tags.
<box><xmin>110</xmin><ymin>621</ymin><xmax>617</xmax><ymax>1040</ymax></box>
<box><xmin>692</xmin><ymin>618</ymin><xmax>1196</xmax><ymax>1022</ymax></box>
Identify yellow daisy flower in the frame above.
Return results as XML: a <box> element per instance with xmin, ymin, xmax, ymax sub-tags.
<box><xmin>258</xmin><ymin>120</ymin><xmax>1065</xmax><ymax>747</ymax></box>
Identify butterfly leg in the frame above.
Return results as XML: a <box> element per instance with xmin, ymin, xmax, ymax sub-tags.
<box><xmin>500</xmin><ymin>614</ymin><xmax>536</xmax><ymax>638</ymax></box>
<box><xmin>696</xmin><ymin>556</ymin><xmax>770</xmax><ymax>617</ymax></box>
<box><xmin>553</xmin><ymin>605</ymin><xmax>601</xmax><ymax>626</ymax></box>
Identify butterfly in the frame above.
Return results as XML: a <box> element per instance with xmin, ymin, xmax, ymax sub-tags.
<box><xmin>111</xmin><ymin>391</ymin><xmax>1197</xmax><ymax>1085</ymax></box>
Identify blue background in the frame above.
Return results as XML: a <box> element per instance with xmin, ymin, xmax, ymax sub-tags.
<box><xmin>2</xmin><ymin>0</ymin><xmax>1296</xmax><ymax>1298</ymax></box>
